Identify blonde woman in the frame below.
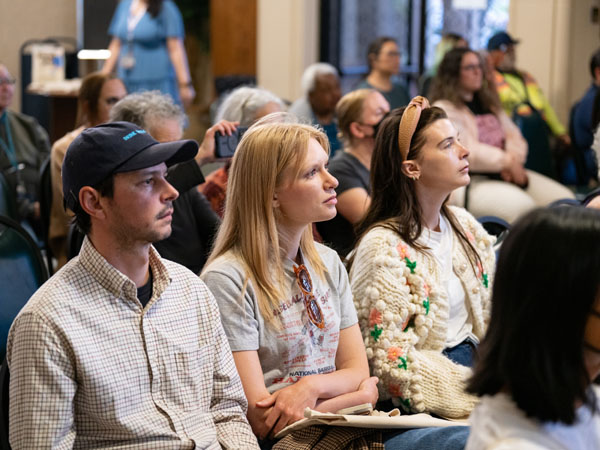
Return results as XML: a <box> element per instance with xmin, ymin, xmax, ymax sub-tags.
<box><xmin>201</xmin><ymin>117</ymin><xmax>377</xmax><ymax>439</ymax></box>
<box><xmin>202</xmin><ymin>115</ymin><xmax>469</xmax><ymax>449</ymax></box>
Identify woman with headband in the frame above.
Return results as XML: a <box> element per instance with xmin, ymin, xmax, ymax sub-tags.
<box><xmin>349</xmin><ymin>96</ymin><xmax>496</xmax><ymax>420</ymax></box>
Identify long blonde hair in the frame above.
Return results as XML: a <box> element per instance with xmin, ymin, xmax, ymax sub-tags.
<box><xmin>205</xmin><ymin>120</ymin><xmax>330</xmax><ymax>326</ymax></box>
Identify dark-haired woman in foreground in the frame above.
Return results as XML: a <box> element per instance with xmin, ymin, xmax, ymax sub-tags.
<box><xmin>467</xmin><ymin>206</ymin><xmax>600</xmax><ymax>449</ymax></box>
<box><xmin>349</xmin><ymin>97</ymin><xmax>496</xmax><ymax>421</ymax></box>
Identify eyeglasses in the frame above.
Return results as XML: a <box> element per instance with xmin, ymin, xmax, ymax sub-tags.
<box><xmin>461</xmin><ymin>64</ymin><xmax>482</xmax><ymax>72</ymax></box>
<box><xmin>0</xmin><ymin>78</ymin><xmax>16</xmax><ymax>86</ymax></box>
<box><xmin>293</xmin><ymin>264</ymin><xmax>325</xmax><ymax>329</ymax></box>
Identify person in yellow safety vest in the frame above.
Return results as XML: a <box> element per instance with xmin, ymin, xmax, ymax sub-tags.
<box><xmin>487</xmin><ymin>31</ymin><xmax>571</xmax><ymax>147</ymax></box>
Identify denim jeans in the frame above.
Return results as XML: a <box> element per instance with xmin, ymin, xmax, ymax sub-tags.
<box><xmin>442</xmin><ymin>338</ymin><xmax>477</xmax><ymax>368</ymax></box>
<box><xmin>383</xmin><ymin>426</ymin><xmax>469</xmax><ymax>449</ymax></box>
<box><xmin>260</xmin><ymin>427</ymin><xmax>469</xmax><ymax>450</ymax></box>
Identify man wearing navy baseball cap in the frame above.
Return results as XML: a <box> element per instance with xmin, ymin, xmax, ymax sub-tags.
<box><xmin>6</xmin><ymin>121</ymin><xmax>259</xmax><ymax>448</ymax></box>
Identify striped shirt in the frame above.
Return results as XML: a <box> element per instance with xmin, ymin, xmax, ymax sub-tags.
<box><xmin>7</xmin><ymin>237</ymin><xmax>259</xmax><ymax>449</ymax></box>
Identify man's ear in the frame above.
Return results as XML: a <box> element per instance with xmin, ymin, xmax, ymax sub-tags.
<box><xmin>79</xmin><ymin>187</ymin><xmax>106</xmax><ymax>221</ymax></box>
<box><xmin>401</xmin><ymin>160</ymin><xmax>421</xmax><ymax>180</ymax></box>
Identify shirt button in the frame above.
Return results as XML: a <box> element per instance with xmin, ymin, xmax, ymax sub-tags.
<box><xmin>472</xmin><ymin>286</ymin><xmax>480</xmax><ymax>294</ymax></box>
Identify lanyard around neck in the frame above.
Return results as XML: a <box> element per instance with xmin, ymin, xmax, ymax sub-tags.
<box><xmin>127</xmin><ymin>0</ymin><xmax>147</xmax><ymax>41</ymax></box>
<box><xmin>0</xmin><ymin>112</ymin><xmax>18</xmax><ymax>168</ymax></box>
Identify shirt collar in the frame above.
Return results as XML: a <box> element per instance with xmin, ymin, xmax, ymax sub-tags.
<box><xmin>79</xmin><ymin>236</ymin><xmax>172</xmax><ymax>304</ymax></box>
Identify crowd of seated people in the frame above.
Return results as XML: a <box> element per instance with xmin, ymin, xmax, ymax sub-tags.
<box><xmin>4</xmin><ymin>30</ymin><xmax>600</xmax><ymax>450</ymax></box>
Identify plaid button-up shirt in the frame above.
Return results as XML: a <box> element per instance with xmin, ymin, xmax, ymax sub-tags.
<box><xmin>7</xmin><ymin>237</ymin><xmax>259</xmax><ymax>449</ymax></box>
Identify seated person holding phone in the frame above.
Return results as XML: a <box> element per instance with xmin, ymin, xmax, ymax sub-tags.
<box><xmin>201</xmin><ymin>86</ymin><xmax>284</xmax><ymax>216</ymax></box>
<box><xmin>110</xmin><ymin>90</ymin><xmax>236</xmax><ymax>273</ymax></box>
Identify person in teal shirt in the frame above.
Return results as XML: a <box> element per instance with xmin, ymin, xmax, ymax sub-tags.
<box><xmin>103</xmin><ymin>0</ymin><xmax>195</xmax><ymax>108</ymax></box>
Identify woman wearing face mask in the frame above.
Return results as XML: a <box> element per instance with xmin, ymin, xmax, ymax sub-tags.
<box><xmin>430</xmin><ymin>48</ymin><xmax>574</xmax><ymax>223</ymax></box>
<box><xmin>349</xmin><ymin>97</ymin><xmax>496</xmax><ymax>422</ymax></box>
<box><xmin>316</xmin><ymin>89</ymin><xmax>390</xmax><ymax>257</ymax></box>
<box><xmin>467</xmin><ymin>206</ymin><xmax>600</xmax><ymax>449</ymax></box>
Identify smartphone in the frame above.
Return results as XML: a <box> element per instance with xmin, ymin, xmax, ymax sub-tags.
<box><xmin>214</xmin><ymin>126</ymin><xmax>248</xmax><ymax>158</ymax></box>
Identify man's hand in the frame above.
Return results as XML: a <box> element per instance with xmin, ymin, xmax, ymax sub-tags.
<box><xmin>195</xmin><ymin>120</ymin><xmax>239</xmax><ymax>166</ymax></box>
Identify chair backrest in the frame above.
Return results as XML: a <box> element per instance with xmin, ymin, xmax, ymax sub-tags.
<box><xmin>0</xmin><ymin>358</ymin><xmax>9</xmax><ymax>450</ymax></box>
<box><xmin>38</xmin><ymin>157</ymin><xmax>54</xmax><ymax>275</ymax></box>
<box><xmin>0</xmin><ymin>215</ymin><xmax>48</xmax><ymax>363</ymax></box>
<box><xmin>38</xmin><ymin>156</ymin><xmax>52</xmax><ymax>246</ymax></box>
<box><xmin>477</xmin><ymin>215</ymin><xmax>510</xmax><ymax>252</ymax></box>
<box><xmin>548</xmin><ymin>197</ymin><xmax>582</xmax><ymax>208</ymax></box>
<box><xmin>583</xmin><ymin>187</ymin><xmax>600</xmax><ymax>206</ymax></box>
<box><xmin>0</xmin><ymin>174</ymin><xmax>16</xmax><ymax>220</ymax></box>
<box><xmin>67</xmin><ymin>221</ymin><xmax>85</xmax><ymax>261</ymax></box>
<box><xmin>512</xmin><ymin>105</ymin><xmax>555</xmax><ymax>179</ymax></box>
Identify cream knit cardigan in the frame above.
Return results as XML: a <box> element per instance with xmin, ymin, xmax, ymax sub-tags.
<box><xmin>349</xmin><ymin>206</ymin><xmax>496</xmax><ymax>419</ymax></box>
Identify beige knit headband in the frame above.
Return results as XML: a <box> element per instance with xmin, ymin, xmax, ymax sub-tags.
<box><xmin>397</xmin><ymin>96</ymin><xmax>430</xmax><ymax>160</ymax></box>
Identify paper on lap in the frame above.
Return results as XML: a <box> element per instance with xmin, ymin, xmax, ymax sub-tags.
<box><xmin>274</xmin><ymin>407</ymin><xmax>469</xmax><ymax>438</ymax></box>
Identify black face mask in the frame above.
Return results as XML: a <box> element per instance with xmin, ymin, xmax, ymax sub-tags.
<box><xmin>371</xmin><ymin>112</ymin><xmax>390</xmax><ymax>138</ymax></box>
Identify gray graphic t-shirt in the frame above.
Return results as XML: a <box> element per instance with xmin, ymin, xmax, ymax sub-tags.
<box><xmin>201</xmin><ymin>243</ymin><xmax>358</xmax><ymax>393</ymax></box>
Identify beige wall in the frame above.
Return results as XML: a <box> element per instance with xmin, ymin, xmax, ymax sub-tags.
<box><xmin>257</xmin><ymin>0</ymin><xmax>319</xmax><ymax>103</ymax></box>
<box><xmin>0</xmin><ymin>0</ymin><xmax>77</xmax><ymax>112</ymax></box>
<box><xmin>509</xmin><ymin>0</ymin><xmax>600</xmax><ymax>126</ymax></box>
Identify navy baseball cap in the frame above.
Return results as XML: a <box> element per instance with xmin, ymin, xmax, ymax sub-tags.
<box><xmin>62</xmin><ymin>121</ymin><xmax>198</xmax><ymax>211</ymax></box>
<box><xmin>487</xmin><ymin>31</ymin><xmax>519</xmax><ymax>51</ymax></box>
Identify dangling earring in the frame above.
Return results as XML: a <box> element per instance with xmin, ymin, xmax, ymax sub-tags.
<box><xmin>412</xmin><ymin>175</ymin><xmax>420</xmax><ymax>181</ymax></box>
